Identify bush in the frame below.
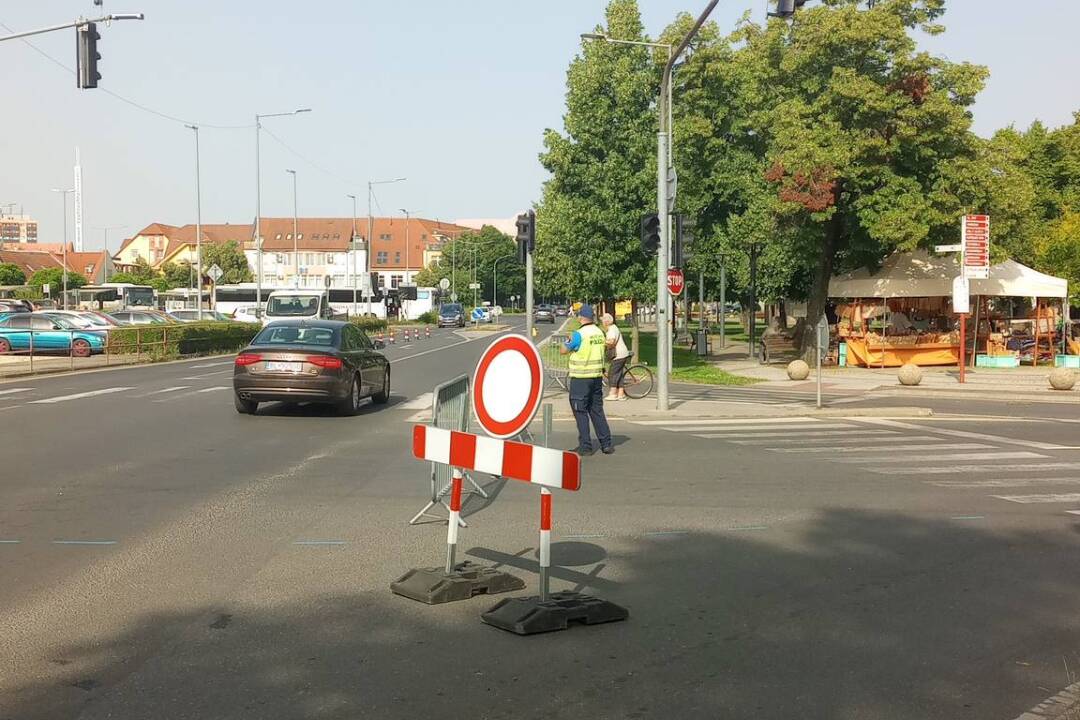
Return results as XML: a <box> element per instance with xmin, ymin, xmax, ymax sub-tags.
<box><xmin>417</xmin><ymin>310</ymin><xmax>438</xmax><ymax>324</ymax></box>
<box><xmin>349</xmin><ymin>316</ymin><xmax>388</xmax><ymax>333</ymax></box>
<box><xmin>108</xmin><ymin>322</ymin><xmax>258</xmax><ymax>359</ymax></box>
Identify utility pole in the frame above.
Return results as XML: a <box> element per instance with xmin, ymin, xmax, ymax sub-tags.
<box><xmin>286</xmin><ymin>169</ymin><xmax>298</xmax><ymax>287</ymax></box>
<box><xmin>719</xmin><ymin>262</ymin><xmax>726</xmax><ymax>348</ymax></box>
<box><xmin>347</xmin><ymin>194</ymin><xmax>358</xmax><ymax>317</ymax></box>
<box><xmin>748</xmin><ymin>243</ymin><xmax>758</xmax><ymax>360</ymax></box>
<box><xmin>367</xmin><ymin>177</ymin><xmax>406</xmax><ymax>317</ymax></box>
<box><xmin>51</xmin><ymin>188</ymin><xmax>73</xmax><ymax>309</ymax></box>
<box><xmin>399</xmin><ymin>208</ymin><xmax>411</xmax><ymax>286</ymax></box>
<box><xmin>185</xmin><ymin>125</ymin><xmax>203</xmax><ymax>319</ymax></box>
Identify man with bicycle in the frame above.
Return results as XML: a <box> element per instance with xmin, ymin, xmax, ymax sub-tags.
<box><xmin>559</xmin><ymin>304</ymin><xmax>613</xmax><ymax>456</ymax></box>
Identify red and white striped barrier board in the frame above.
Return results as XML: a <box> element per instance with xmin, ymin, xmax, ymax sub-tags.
<box><xmin>412</xmin><ymin>425</ymin><xmax>580</xmax><ymax>491</ymax></box>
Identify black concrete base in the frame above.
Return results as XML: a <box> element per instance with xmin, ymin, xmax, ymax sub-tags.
<box><xmin>480</xmin><ymin>591</ymin><xmax>629</xmax><ymax>635</ymax></box>
<box><xmin>390</xmin><ymin>560</ymin><xmax>525</xmax><ymax>604</ymax></box>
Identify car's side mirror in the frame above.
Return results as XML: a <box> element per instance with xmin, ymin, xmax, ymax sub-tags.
<box><xmin>374</xmin><ymin>339</ymin><xmax>385</xmax><ymax>349</ymax></box>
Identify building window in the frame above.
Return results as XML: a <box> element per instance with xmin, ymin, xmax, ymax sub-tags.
<box><xmin>394</xmin><ymin>252</ymin><xmax>401</xmax><ymax>264</ymax></box>
<box><xmin>391</xmin><ymin>275</ymin><xmax>403</xmax><ymax>289</ymax></box>
<box><xmin>379</xmin><ymin>233</ymin><xmax>391</xmax><ymax>241</ymax></box>
<box><xmin>275</xmin><ymin>234</ymin><xmax>282</xmax><ymax>240</ymax></box>
<box><xmin>298</xmin><ymin>233</ymin><xmax>303</xmax><ymax>240</ymax></box>
<box><xmin>286</xmin><ymin>233</ymin><xmax>293</xmax><ymax>241</ymax></box>
<box><xmin>275</xmin><ymin>253</ymin><xmax>284</xmax><ymax>264</ymax></box>
<box><xmin>377</xmin><ymin>275</ymin><xmax>386</xmax><ymax>288</ymax></box>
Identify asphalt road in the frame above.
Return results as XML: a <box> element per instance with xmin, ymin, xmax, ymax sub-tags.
<box><xmin>3</xmin><ymin>319</ymin><xmax>1080</xmax><ymax>720</ymax></box>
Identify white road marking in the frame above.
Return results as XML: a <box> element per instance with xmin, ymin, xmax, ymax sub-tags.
<box><xmin>189</xmin><ymin>361</ymin><xmax>234</xmax><ymax>368</ymax></box>
<box><xmin>28</xmin><ymin>387</ymin><xmax>133</xmax><ymax>404</ymax></box>
<box><xmin>181</xmin><ymin>370</ymin><xmax>230</xmax><ymax>379</ymax></box>
<box><xmin>390</xmin><ymin>329</ymin><xmax>512</xmax><ymax>364</ymax></box>
<box><xmin>927</xmin><ymin>478</ymin><xmax>1080</xmax><ymax>488</ymax></box>
<box><xmin>856</xmin><ymin>418</ymin><xmax>1078</xmax><ymax>450</ymax></box>
<box><xmin>400</xmin><ymin>392</ymin><xmax>433</xmax><ymax>410</ymax></box>
<box><xmin>135</xmin><ymin>385</ymin><xmax>190</xmax><ymax>397</ymax></box>
<box><xmin>695</xmin><ymin>429</ymin><xmax>898</xmax><ymax>440</ymax></box>
<box><xmin>774</xmin><ymin>443</ymin><xmax>993</xmax><ymax>454</ymax></box>
<box><xmin>992</xmin><ymin>493</ymin><xmax>1080</xmax><ymax>504</ymax></box>
<box><xmin>154</xmin><ymin>385</ymin><xmax>230</xmax><ymax>402</ymax></box>
<box><xmin>836</xmin><ymin>451</ymin><xmax>1046</xmax><ymax>464</ymax></box>
<box><xmin>663</xmin><ymin>423</ymin><xmax>852</xmax><ymax>433</ymax></box>
<box><xmin>196</xmin><ymin>386</ymin><xmax>230</xmax><ymax>393</ymax></box>
<box><xmin>632</xmin><ymin>417</ymin><xmax>830</xmax><ymax>426</ymax></box>
<box><xmin>0</xmin><ymin>387</ymin><xmax>33</xmax><ymax>397</ymax></box>
<box><xmin>873</xmin><ymin>462</ymin><xmax>1080</xmax><ymax>476</ymax></box>
<box><xmin>732</xmin><ymin>434</ymin><xmax>941</xmax><ymax>446</ymax></box>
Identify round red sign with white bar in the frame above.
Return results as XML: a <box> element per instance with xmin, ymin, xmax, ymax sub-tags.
<box><xmin>472</xmin><ymin>334</ymin><xmax>544</xmax><ymax>439</ymax></box>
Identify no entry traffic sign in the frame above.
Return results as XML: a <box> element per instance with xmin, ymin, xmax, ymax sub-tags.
<box><xmin>667</xmin><ymin>268</ymin><xmax>685</xmax><ymax>297</ymax></box>
<box><xmin>472</xmin><ymin>334</ymin><xmax>544</xmax><ymax>439</ymax></box>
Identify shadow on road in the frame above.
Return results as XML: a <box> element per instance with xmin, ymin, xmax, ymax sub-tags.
<box><xmin>5</xmin><ymin>509</ymin><xmax>1078</xmax><ymax>719</ymax></box>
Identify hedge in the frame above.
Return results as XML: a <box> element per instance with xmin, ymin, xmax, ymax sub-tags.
<box><xmin>349</xmin><ymin>317</ymin><xmax>388</xmax><ymax>333</ymax></box>
<box><xmin>107</xmin><ymin>321</ymin><xmax>259</xmax><ymax>359</ymax></box>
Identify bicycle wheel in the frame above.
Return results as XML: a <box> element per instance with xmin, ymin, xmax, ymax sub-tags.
<box><xmin>622</xmin><ymin>364</ymin><xmax>654</xmax><ymax>399</ymax></box>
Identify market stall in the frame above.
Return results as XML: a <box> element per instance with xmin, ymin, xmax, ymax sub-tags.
<box><xmin>828</xmin><ymin>250</ymin><xmax>1070</xmax><ymax>368</ymax></box>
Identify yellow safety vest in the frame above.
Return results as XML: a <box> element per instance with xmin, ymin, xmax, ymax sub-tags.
<box><xmin>568</xmin><ymin>323</ymin><xmax>606</xmax><ymax>378</ymax></box>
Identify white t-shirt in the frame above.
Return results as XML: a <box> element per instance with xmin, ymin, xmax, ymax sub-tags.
<box><xmin>606</xmin><ymin>324</ymin><xmax>630</xmax><ymax>360</ymax></box>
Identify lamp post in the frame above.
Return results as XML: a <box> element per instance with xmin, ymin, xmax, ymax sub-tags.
<box><xmin>92</xmin><ymin>224</ymin><xmax>126</xmax><ymax>281</ymax></box>
<box><xmin>254</xmin><ymin>108</ymin><xmax>310</xmax><ymax>312</ymax></box>
<box><xmin>398</xmin><ymin>208</ymin><xmax>411</xmax><ymax>286</ymax></box>
<box><xmin>286</xmin><ymin>169</ymin><xmax>299</xmax><ymax>287</ymax></box>
<box><xmin>367</xmin><ymin>178</ymin><xmax>406</xmax><ymax>316</ymax></box>
<box><xmin>347</xmin><ymin>193</ymin><xmax>359</xmax><ymax>316</ymax></box>
<box><xmin>50</xmin><ymin>187</ymin><xmax>73</xmax><ymax>309</ymax></box>
<box><xmin>185</xmin><ymin>124</ymin><xmax>203</xmax><ymax>319</ymax></box>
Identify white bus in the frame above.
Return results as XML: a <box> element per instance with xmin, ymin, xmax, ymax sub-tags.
<box><xmin>213</xmin><ymin>284</ymin><xmax>388</xmax><ymax>319</ymax></box>
<box><xmin>74</xmin><ymin>283</ymin><xmax>156</xmax><ymax>311</ymax></box>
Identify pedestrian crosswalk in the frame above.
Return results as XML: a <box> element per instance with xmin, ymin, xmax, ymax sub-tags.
<box><xmin>667</xmin><ymin>383</ymin><xmax>836</xmax><ymax>406</ymax></box>
<box><xmin>632</xmin><ymin>416</ymin><xmax>1080</xmax><ymax>517</ymax></box>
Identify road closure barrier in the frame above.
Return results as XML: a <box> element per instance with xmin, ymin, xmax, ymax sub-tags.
<box><xmin>392</xmin><ymin>334</ymin><xmax>628</xmax><ymax>634</ymax></box>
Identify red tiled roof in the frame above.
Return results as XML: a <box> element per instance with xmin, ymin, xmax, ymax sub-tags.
<box><xmin>0</xmin><ymin>250</ymin><xmax>63</xmax><ymax>275</ymax></box>
<box><xmin>64</xmin><ymin>250</ymin><xmax>109</xmax><ymax>278</ymax></box>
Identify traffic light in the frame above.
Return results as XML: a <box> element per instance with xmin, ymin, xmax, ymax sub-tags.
<box><xmin>674</xmin><ymin>214</ymin><xmax>695</xmax><ymax>267</ymax></box>
<box><xmin>77</xmin><ymin>22</ymin><xmax>101</xmax><ymax>89</ymax></box>
<box><xmin>771</xmin><ymin>0</ymin><xmax>808</xmax><ymax>18</ymax></box>
<box><xmin>641</xmin><ymin>213</ymin><xmax>660</xmax><ymax>256</ymax></box>
<box><xmin>516</xmin><ymin>210</ymin><xmax>535</xmax><ymax>263</ymax></box>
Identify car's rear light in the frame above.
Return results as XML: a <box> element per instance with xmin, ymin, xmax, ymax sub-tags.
<box><xmin>307</xmin><ymin>355</ymin><xmax>343</xmax><ymax>370</ymax></box>
<box><xmin>235</xmin><ymin>353</ymin><xmax>262</xmax><ymax>366</ymax></box>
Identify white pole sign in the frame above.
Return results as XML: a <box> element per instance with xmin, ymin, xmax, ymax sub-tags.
<box><xmin>952</xmin><ymin>275</ymin><xmax>970</xmax><ymax>314</ymax></box>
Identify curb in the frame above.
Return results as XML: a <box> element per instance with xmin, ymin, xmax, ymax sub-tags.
<box><xmin>0</xmin><ymin>352</ymin><xmax>235</xmax><ymax>384</ymax></box>
<box><xmin>1012</xmin><ymin>679</ymin><xmax>1080</xmax><ymax>719</ymax></box>
<box><xmin>869</xmin><ymin>387</ymin><xmax>1079</xmax><ymax>404</ymax></box>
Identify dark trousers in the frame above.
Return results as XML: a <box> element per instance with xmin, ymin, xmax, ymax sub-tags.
<box><xmin>568</xmin><ymin>377</ymin><xmax>611</xmax><ymax>451</ymax></box>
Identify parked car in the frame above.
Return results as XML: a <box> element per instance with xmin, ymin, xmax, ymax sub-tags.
<box><xmin>473</xmin><ymin>307</ymin><xmax>493</xmax><ymax>323</ymax></box>
<box><xmin>109</xmin><ymin>309</ymin><xmax>172</xmax><ymax>325</ymax></box>
<box><xmin>0</xmin><ymin>299</ymin><xmax>33</xmax><ymax>315</ymax></box>
<box><xmin>438</xmin><ymin>303</ymin><xmax>465</xmax><ymax>328</ymax></box>
<box><xmin>231</xmin><ymin>306</ymin><xmax>262</xmax><ymax>324</ymax></box>
<box><xmin>232</xmin><ymin>319</ymin><xmax>389</xmax><ymax>416</ymax></box>
<box><xmin>43</xmin><ymin>310</ymin><xmax>116</xmax><ymax>329</ymax></box>
<box><xmin>534</xmin><ymin>304</ymin><xmax>556</xmax><ymax>324</ymax></box>
<box><xmin>0</xmin><ymin>312</ymin><xmax>107</xmax><ymax>356</ymax></box>
<box><xmin>167</xmin><ymin>309</ymin><xmax>233</xmax><ymax>323</ymax></box>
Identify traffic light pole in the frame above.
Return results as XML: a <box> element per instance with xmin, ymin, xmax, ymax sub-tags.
<box><xmin>0</xmin><ymin>13</ymin><xmax>142</xmax><ymax>44</ymax></box>
<box><xmin>526</xmin><ymin>248</ymin><xmax>534</xmax><ymax>342</ymax></box>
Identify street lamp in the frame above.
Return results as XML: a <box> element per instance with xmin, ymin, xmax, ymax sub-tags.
<box><xmin>92</xmin><ymin>224</ymin><xmax>126</xmax><ymax>281</ymax></box>
<box><xmin>286</xmin><ymin>169</ymin><xmax>298</xmax><ymax>286</ymax></box>
<box><xmin>367</xmin><ymin>177</ymin><xmax>406</xmax><ymax>316</ymax></box>
<box><xmin>347</xmin><ymin>193</ymin><xmax>359</xmax><ymax>316</ymax></box>
<box><xmin>254</xmin><ymin>108</ymin><xmax>310</xmax><ymax>312</ymax></box>
<box><xmin>399</xmin><ymin>208</ymin><xmax>411</xmax><ymax>286</ymax></box>
<box><xmin>50</xmin><ymin>187</ymin><xmax>73</xmax><ymax>309</ymax></box>
<box><xmin>185</xmin><ymin>124</ymin><xmax>203</xmax><ymax>319</ymax></box>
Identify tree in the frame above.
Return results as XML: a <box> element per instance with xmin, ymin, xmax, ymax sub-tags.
<box><xmin>27</xmin><ymin>267</ymin><xmax>87</xmax><ymax>293</ymax></box>
<box><xmin>1037</xmin><ymin>212</ymin><xmax>1080</xmax><ymax>304</ymax></box>
<box><xmin>536</xmin><ymin>0</ymin><xmax>660</xmax><ymax>305</ymax></box>
<box><xmin>736</xmin><ymin>0</ymin><xmax>989</xmax><ymax>355</ymax></box>
<box><xmin>110</xmin><ymin>256</ymin><xmax>158</xmax><ymax>286</ymax></box>
<box><xmin>161</xmin><ymin>261</ymin><xmax>194</xmax><ymax>290</ymax></box>
<box><xmin>414</xmin><ymin>226</ymin><xmax>524</xmax><ymax>305</ymax></box>
<box><xmin>0</xmin><ymin>263</ymin><xmax>26</xmax><ymax>286</ymax></box>
<box><xmin>200</xmin><ymin>240</ymin><xmax>253</xmax><ymax>284</ymax></box>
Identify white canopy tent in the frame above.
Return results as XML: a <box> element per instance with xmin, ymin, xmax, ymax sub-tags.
<box><xmin>828</xmin><ymin>249</ymin><xmax>1068</xmax><ymax>299</ymax></box>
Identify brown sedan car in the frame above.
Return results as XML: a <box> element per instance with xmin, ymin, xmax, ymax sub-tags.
<box><xmin>232</xmin><ymin>319</ymin><xmax>389</xmax><ymax>415</ymax></box>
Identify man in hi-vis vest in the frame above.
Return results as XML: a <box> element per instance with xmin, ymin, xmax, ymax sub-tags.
<box><xmin>559</xmin><ymin>304</ymin><xmax>613</xmax><ymax>455</ymax></box>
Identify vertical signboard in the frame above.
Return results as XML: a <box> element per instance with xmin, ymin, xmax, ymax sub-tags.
<box><xmin>962</xmin><ymin>214</ymin><xmax>989</xmax><ymax>279</ymax></box>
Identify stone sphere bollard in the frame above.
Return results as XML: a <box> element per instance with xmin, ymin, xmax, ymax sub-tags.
<box><xmin>1048</xmin><ymin>367</ymin><xmax>1077</xmax><ymax>391</ymax></box>
<box><xmin>898</xmin><ymin>363</ymin><xmax>923</xmax><ymax>386</ymax></box>
<box><xmin>787</xmin><ymin>360</ymin><xmax>810</xmax><ymax>381</ymax></box>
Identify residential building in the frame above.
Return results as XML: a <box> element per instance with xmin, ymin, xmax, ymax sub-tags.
<box><xmin>65</xmin><ymin>250</ymin><xmax>113</xmax><ymax>284</ymax></box>
<box><xmin>114</xmin><ymin>223</ymin><xmax>253</xmax><ymax>272</ymax></box>
<box><xmin>0</xmin><ymin>214</ymin><xmax>39</xmax><ymax>244</ymax></box>
<box><xmin>0</xmin><ymin>249</ymin><xmax>62</xmax><ymax>280</ymax></box>
<box><xmin>246</xmin><ymin>217</ymin><xmax>470</xmax><ymax>291</ymax></box>
<box><xmin>0</xmin><ymin>245</ymin><xmax>113</xmax><ymax>284</ymax></box>
<box><xmin>454</xmin><ymin>217</ymin><xmax>518</xmax><ymax>236</ymax></box>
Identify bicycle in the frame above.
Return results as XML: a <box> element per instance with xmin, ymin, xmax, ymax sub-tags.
<box><xmin>603</xmin><ymin>353</ymin><xmax>654</xmax><ymax>400</ymax></box>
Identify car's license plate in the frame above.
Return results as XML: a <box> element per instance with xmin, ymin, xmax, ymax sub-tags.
<box><xmin>266</xmin><ymin>361</ymin><xmax>302</xmax><ymax>373</ymax></box>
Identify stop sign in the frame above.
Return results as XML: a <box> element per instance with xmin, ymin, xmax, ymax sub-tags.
<box><xmin>666</xmin><ymin>268</ymin><xmax>685</xmax><ymax>297</ymax></box>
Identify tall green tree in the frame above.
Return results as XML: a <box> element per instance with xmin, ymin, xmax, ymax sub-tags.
<box><xmin>740</xmin><ymin>0</ymin><xmax>988</xmax><ymax>353</ymax></box>
<box><xmin>0</xmin><ymin>263</ymin><xmax>26</xmax><ymax>286</ymax></box>
<box><xmin>415</xmin><ymin>226</ymin><xmax>523</xmax><ymax>305</ymax></box>
<box><xmin>161</xmin><ymin>261</ymin><xmax>194</xmax><ymax>290</ymax></box>
<box><xmin>27</xmin><ymin>267</ymin><xmax>87</xmax><ymax>293</ymax></box>
<box><xmin>110</xmin><ymin>257</ymin><xmax>158</xmax><ymax>286</ymax></box>
<box><xmin>536</xmin><ymin>0</ymin><xmax>659</xmax><ymax>305</ymax></box>
<box><xmin>201</xmin><ymin>240</ymin><xmax>253</xmax><ymax>284</ymax></box>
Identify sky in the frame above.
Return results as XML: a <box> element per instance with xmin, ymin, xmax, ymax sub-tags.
<box><xmin>1</xmin><ymin>1</ymin><xmax>1078</xmax><ymax>253</ymax></box>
